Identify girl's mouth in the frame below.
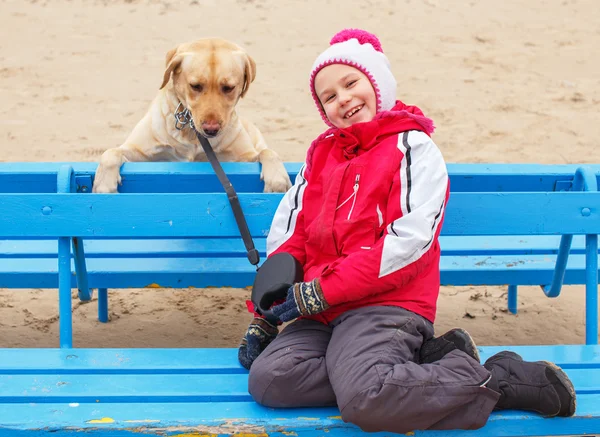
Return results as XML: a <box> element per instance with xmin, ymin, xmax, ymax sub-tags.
<box><xmin>344</xmin><ymin>104</ymin><xmax>364</xmax><ymax>119</ymax></box>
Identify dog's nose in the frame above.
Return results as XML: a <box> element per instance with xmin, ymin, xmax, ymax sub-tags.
<box><xmin>201</xmin><ymin>121</ymin><xmax>221</xmax><ymax>137</ymax></box>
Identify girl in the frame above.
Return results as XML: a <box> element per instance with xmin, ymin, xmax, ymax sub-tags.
<box><xmin>239</xmin><ymin>29</ymin><xmax>575</xmax><ymax>434</ymax></box>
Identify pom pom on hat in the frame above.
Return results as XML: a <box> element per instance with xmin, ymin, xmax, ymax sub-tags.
<box><xmin>330</xmin><ymin>29</ymin><xmax>383</xmax><ymax>53</ymax></box>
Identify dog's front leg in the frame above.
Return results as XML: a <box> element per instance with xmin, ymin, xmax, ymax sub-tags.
<box><xmin>93</xmin><ymin>144</ymin><xmax>149</xmax><ymax>193</ymax></box>
<box><xmin>258</xmin><ymin>148</ymin><xmax>292</xmax><ymax>193</ymax></box>
<box><xmin>93</xmin><ymin>115</ymin><xmax>156</xmax><ymax>193</ymax></box>
<box><xmin>93</xmin><ymin>147</ymin><xmax>126</xmax><ymax>193</ymax></box>
<box><xmin>243</xmin><ymin>120</ymin><xmax>292</xmax><ymax>193</ymax></box>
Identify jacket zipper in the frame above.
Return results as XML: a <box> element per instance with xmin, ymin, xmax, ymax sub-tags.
<box><xmin>336</xmin><ymin>174</ymin><xmax>360</xmax><ymax>220</ymax></box>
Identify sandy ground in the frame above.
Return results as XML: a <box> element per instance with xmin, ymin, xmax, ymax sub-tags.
<box><xmin>0</xmin><ymin>0</ymin><xmax>599</xmax><ymax>349</ymax></box>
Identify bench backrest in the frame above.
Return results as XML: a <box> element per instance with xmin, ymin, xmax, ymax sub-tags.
<box><xmin>0</xmin><ymin>163</ymin><xmax>599</xmax><ymax>239</ymax></box>
<box><xmin>1</xmin><ymin>162</ymin><xmax>600</xmax><ymax>193</ymax></box>
<box><xmin>0</xmin><ymin>191</ymin><xmax>599</xmax><ymax>238</ymax></box>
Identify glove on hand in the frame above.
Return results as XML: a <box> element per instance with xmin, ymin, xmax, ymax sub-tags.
<box><xmin>238</xmin><ymin>317</ymin><xmax>279</xmax><ymax>370</ymax></box>
<box><xmin>271</xmin><ymin>278</ymin><xmax>330</xmax><ymax>323</ymax></box>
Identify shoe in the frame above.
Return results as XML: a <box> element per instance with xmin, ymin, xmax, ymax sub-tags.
<box><xmin>483</xmin><ymin>351</ymin><xmax>576</xmax><ymax>417</ymax></box>
<box><xmin>419</xmin><ymin>328</ymin><xmax>480</xmax><ymax>364</ymax></box>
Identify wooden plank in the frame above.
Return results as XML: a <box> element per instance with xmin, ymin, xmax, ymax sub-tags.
<box><xmin>2</xmin><ymin>162</ymin><xmax>599</xmax><ymax>193</ymax></box>
<box><xmin>0</xmin><ymin>348</ymin><xmax>245</xmax><ymax>374</ymax></box>
<box><xmin>479</xmin><ymin>344</ymin><xmax>600</xmax><ymax>366</ymax></box>
<box><xmin>0</xmin><ymin>192</ymin><xmax>599</xmax><ymax>238</ymax></box>
<box><xmin>0</xmin><ymin>374</ymin><xmax>253</xmax><ymax>403</ymax></box>
<box><xmin>0</xmin><ymin>253</ymin><xmax>598</xmax><ymax>288</ymax></box>
<box><xmin>443</xmin><ymin>192</ymin><xmax>600</xmax><ymax>235</ymax></box>
<box><xmin>0</xmin><ymin>193</ymin><xmax>280</xmax><ymax>238</ymax></box>
<box><xmin>0</xmin><ymin>235</ymin><xmax>597</xmax><ymax>259</ymax></box>
<box><xmin>0</xmin><ymin>369</ymin><xmax>596</xmax><ymax>404</ymax></box>
<box><xmin>440</xmin><ymin>253</ymin><xmax>598</xmax><ymax>286</ymax></box>
<box><xmin>0</xmin><ymin>397</ymin><xmax>597</xmax><ymax>436</ymax></box>
<box><xmin>440</xmin><ymin>235</ymin><xmax>592</xmax><ymax>255</ymax></box>
<box><xmin>0</xmin><ymin>238</ymin><xmax>268</xmax><ymax>258</ymax></box>
<box><xmin>0</xmin><ymin>345</ymin><xmax>597</xmax><ymax>373</ymax></box>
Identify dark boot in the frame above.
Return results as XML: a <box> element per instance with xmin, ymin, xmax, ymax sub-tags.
<box><xmin>419</xmin><ymin>328</ymin><xmax>480</xmax><ymax>364</ymax></box>
<box><xmin>483</xmin><ymin>351</ymin><xmax>576</xmax><ymax>417</ymax></box>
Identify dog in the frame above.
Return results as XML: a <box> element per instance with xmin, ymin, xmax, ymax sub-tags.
<box><xmin>92</xmin><ymin>38</ymin><xmax>292</xmax><ymax>194</ymax></box>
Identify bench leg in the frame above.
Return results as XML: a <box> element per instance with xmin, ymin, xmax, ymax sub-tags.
<box><xmin>57</xmin><ymin>164</ymin><xmax>74</xmax><ymax>348</ymax></box>
<box><xmin>58</xmin><ymin>236</ymin><xmax>73</xmax><ymax>348</ymax></box>
<box><xmin>98</xmin><ymin>288</ymin><xmax>109</xmax><ymax>323</ymax></box>
<box><xmin>508</xmin><ymin>285</ymin><xmax>518</xmax><ymax>314</ymax></box>
<box><xmin>72</xmin><ymin>237</ymin><xmax>92</xmax><ymax>301</ymax></box>
<box><xmin>585</xmin><ymin>234</ymin><xmax>598</xmax><ymax>345</ymax></box>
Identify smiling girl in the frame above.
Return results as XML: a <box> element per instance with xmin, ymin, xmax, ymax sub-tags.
<box><xmin>238</xmin><ymin>29</ymin><xmax>576</xmax><ymax>434</ymax></box>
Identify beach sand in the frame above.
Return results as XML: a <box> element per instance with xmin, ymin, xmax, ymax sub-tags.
<box><xmin>0</xmin><ymin>0</ymin><xmax>598</xmax><ymax>349</ymax></box>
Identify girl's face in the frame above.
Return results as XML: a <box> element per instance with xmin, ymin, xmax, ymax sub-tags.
<box><xmin>314</xmin><ymin>64</ymin><xmax>377</xmax><ymax>129</ymax></box>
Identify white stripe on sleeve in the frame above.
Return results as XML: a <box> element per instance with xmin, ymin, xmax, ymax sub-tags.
<box><xmin>380</xmin><ymin>131</ymin><xmax>448</xmax><ymax>277</ymax></box>
<box><xmin>266</xmin><ymin>165</ymin><xmax>308</xmax><ymax>256</ymax></box>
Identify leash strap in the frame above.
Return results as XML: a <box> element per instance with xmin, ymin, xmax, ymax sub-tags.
<box><xmin>193</xmin><ymin>130</ymin><xmax>260</xmax><ymax>268</ymax></box>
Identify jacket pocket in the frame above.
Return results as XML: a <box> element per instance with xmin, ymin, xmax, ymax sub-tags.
<box><xmin>335</xmin><ymin>219</ymin><xmax>378</xmax><ymax>256</ymax></box>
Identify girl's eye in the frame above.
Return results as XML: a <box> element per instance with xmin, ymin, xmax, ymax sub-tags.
<box><xmin>325</xmin><ymin>94</ymin><xmax>336</xmax><ymax>103</ymax></box>
<box><xmin>347</xmin><ymin>79</ymin><xmax>357</xmax><ymax>87</ymax></box>
<box><xmin>190</xmin><ymin>83</ymin><xmax>204</xmax><ymax>92</ymax></box>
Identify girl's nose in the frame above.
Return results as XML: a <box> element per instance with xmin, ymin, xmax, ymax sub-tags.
<box><xmin>339</xmin><ymin>91</ymin><xmax>351</xmax><ymax>105</ymax></box>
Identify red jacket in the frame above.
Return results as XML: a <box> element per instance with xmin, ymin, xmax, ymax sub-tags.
<box><xmin>267</xmin><ymin>101</ymin><xmax>449</xmax><ymax>323</ymax></box>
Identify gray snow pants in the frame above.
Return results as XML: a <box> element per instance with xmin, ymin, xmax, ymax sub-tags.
<box><xmin>248</xmin><ymin>306</ymin><xmax>500</xmax><ymax>434</ymax></box>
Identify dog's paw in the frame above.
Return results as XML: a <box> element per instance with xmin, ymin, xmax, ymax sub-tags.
<box><xmin>92</xmin><ymin>171</ymin><xmax>121</xmax><ymax>194</ymax></box>
<box><xmin>263</xmin><ymin>172</ymin><xmax>292</xmax><ymax>193</ymax></box>
<box><xmin>92</xmin><ymin>177</ymin><xmax>120</xmax><ymax>194</ymax></box>
<box><xmin>92</xmin><ymin>183</ymin><xmax>119</xmax><ymax>194</ymax></box>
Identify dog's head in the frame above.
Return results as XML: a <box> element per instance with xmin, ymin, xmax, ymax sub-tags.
<box><xmin>160</xmin><ymin>38</ymin><xmax>256</xmax><ymax>138</ymax></box>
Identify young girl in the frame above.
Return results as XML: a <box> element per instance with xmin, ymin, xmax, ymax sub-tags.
<box><xmin>238</xmin><ymin>29</ymin><xmax>576</xmax><ymax>434</ymax></box>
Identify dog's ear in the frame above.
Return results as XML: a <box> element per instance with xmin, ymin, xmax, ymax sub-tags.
<box><xmin>160</xmin><ymin>46</ymin><xmax>183</xmax><ymax>90</ymax></box>
<box><xmin>240</xmin><ymin>53</ymin><xmax>256</xmax><ymax>98</ymax></box>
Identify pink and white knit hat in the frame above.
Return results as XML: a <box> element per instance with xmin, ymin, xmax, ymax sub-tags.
<box><xmin>310</xmin><ymin>29</ymin><xmax>397</xmax><ymax>126</ymax></box>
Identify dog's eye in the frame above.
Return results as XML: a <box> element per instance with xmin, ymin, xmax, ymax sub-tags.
<box><xmin>190</xmin><ymin>83</ymin><xmax>203</xmax><ymax>92</ymax></box>
<box><xmin>222</xmin><ymin>85</ymin><xmax>235</xmax><ymax>94</ymax></box>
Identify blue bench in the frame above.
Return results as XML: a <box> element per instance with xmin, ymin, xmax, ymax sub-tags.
<box><xmin>0</xmin><ymin>346</ymin><xmax>598</xmax><ymax>435</ymax></box>
<box><xmin>1</xmin><ymin>163</ymin><xmax>599</xmax><ymax>346</ymax></box>
<box><xmin>0</xmin><ymin>162</ymin><xmax>599</xmax><ymax>435</ymax></box>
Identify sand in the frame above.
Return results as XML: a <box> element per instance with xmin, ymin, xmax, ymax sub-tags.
<box><xmin>0</xmin><ymin>0</ymin><xmax>598</xmax><ymax>348</ymax></box>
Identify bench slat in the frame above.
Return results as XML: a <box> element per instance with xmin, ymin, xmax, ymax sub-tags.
<box><xmin>0</xmin><ymin>374</ymin><xmax>252</xmax><ymax>403</ymax></box>
<box><xmin>1</xmin><ymin>367</ymin><xmax>597</xmax><ymax>404</ymax></box>
<box><xmin>0</xmin><ymin>345</ymin><xmax>597</xmax><ymax>373</ymax></box>
<box><xmin>0</xmin><ymin>398</ymin><xmax>597</xmax><ymax>436</ymax></box>
<box><xmin>0</xmin><ymin>348</ymin><xmax>245</xmax><ymax>374</ymax></box>
<box><xmin>1</xmin><ymin>162</ymin><xmax>599</xmax><ymax>193</ymax></box>
<box><xmin>0</xmin><ymin>235</ymin><xmax>597</xmax><ymax>258</ymax></box>
<box><xmin>0</xmin><ymin>254</ymin><xmax>597</xmax><ymax>289</ymax></box>
<box><xmin>0</xmin><ymin>192</ymin><xmax>599</xmax><ymax>237</ymax></box>
<box><xmin>0</xmin><ymin>194</ymin><xmax>280</xmax><ymax>238</ymax></box>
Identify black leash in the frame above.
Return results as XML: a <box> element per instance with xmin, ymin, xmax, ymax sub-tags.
<box><xmin>173</xmin><ymin>104</ymin><xmax>260</xmax><ymax>268</ymax></box>
<box><xmin>193</xmin><ymin>129</ymin><xmax>260</xmax><ymax>268</ymax></box>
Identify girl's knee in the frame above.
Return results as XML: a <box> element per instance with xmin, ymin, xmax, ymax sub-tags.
<box><xmin>249</xmin><ymin>353</ymin><xmax>335</xmax><ymax>408</ymax></box>
<box><xmin>339</xmin><ymin>387</ymin><xmax>414</xmax><ymax>434</ymax></box>
<box><xmin>248</xmin><ymin>354</ymin><xmax>299</xmax><ymax>407</ymax></box>
<box><xmin>247</xmin><ymin>359</ymin><xmax>280</xmax><ymax>407</ymax></box>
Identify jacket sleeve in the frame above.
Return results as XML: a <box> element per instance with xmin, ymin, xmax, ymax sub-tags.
<box><xmin>319</xmin><ymin>130</ymin><xmax>449</xmax><ymax>306</ymax></box>
<box><xmin>266</xmin><ymin>164</ymin><xmax>310</xmax><ymax>265</ymax></box>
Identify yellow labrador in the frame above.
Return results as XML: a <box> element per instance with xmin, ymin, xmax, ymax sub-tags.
<box><xmin>92</xmin><ymin>38</ymin><xmax>292</xmax><ymax>193</ymax></box>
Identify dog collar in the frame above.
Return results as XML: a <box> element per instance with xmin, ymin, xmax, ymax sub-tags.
<box><xmin>174</xmin><ymin>102</ymin><xmax>195</xmax><ymax>130</ymax></box>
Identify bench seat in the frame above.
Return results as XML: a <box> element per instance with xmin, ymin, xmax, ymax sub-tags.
<box><xmin>0</xmin><ymin>345</ymin><xmax>597</xmax><ymax>436</ymax></box>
